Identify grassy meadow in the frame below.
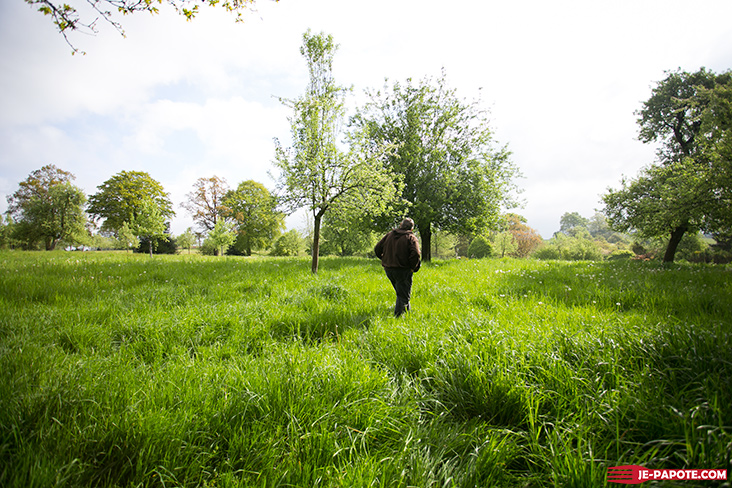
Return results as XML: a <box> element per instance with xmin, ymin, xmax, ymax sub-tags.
<box><xmin>0</xmin><ymin>251</ymin><xmax>730</xmax><ymax>487</ymax></box>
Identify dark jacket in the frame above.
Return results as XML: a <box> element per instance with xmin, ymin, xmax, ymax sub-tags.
<box><xmin>374</xmin><ymin>229</ymin><xmax>421</xmax><ymax>272</ymax></box>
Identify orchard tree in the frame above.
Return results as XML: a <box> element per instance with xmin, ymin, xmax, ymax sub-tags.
<box><xmin>88</xmin><ymin>170</ymin><xmax>174</xmax><ymax>235</ymax></box>
<box><xmin>131</xmin><ymin>198</ymin><xmax>167</xmax><ymax>257</ymax></box>
<box><xmin>27</xmin><ymin>0</ymin><xmax>277</xmax><ymax>53</ymax></box>
<box><xmin>222</xmin><ymin>180</ymin><xmax>284</xmax><ymax>256</ymax></box>
<box><xmin>603</xmin><ymin>68</ymin><xmax>732</xmax><ymax>262</ymax></box>
<box><xmin>6</xmin><ymin>164</ymin><xmax>87</xmax><ymax>250</ymax></box>
<box><xmin>274</xmin><ymin>30</ymin><xmax>398</xmax><ymax>274</ymax></box>
<box><xmin>353</xmin><ymin>71</ymin><xmax>521</xmax><ymax>261</ymax></box>
<box><xmin>177</xmin><ymin>227</ymin><xmax>196</xmax><ymax>254</ymax></box>
<box><xmin>181</xmin><ymin>176</ymin><xmax>230</xmax><ymax>233</ymax></box>
<box><xmin>207</xmin><ymin>220</ymin><xmax>236</xmax><ymax>257</ymax></box>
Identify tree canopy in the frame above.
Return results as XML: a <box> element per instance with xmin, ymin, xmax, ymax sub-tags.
<box><xmin>603</xmin><ymin>68</ymin><xmax>732</xmax><ymax>262</ymax></box>
<box><xmin>274</xmin><ymin>30</ymin><xmax>398</xmax><ymax>273</ymax></box>
<box><xmin>181</xmin><ymin>176</ymin><xmax>230</xmax><ymax>233</ymax></box>
<box><xmin>131</xmin><ymin>197</ymin><xmax>168</xmax><ymax>257</ymax></box>
<box><xmin>353</xmin><ymin>71</ymin><xmax>521</xmax><ymax>261</ymax></box>
<box><xmin>559</xmin><ymin>211</ymin><xmax>589</xmax><ymax>236</ymax></box>
<box><xmin>87</xmin><ymin>170</ymin><xmax>174</xmax><ymax>235</ymax></box>
<box><xmin>6</xmin><ymin>164</ymin><xmax>87</xmax><ymax>250</ymax></box>
<box><xmin>222</xmin><ymin>180</ymin><xmax>284</xmax><ymax>256</ymax></box>
<box><xmin>26</xmin><ymin>0</ymin><xmax>275</xmax><ymax>53</ymax></box>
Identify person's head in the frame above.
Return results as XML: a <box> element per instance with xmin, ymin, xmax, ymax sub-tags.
<box><xmin>399</xmin><ymin>218</ymin><xmax>414</xmax><ymax>231</ymax></box>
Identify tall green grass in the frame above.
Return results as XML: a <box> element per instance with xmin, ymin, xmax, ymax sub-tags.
<box><xmin>1</xmin><ymin>252</ymin><xmax>730</xmax><ymax>487</ymax></box>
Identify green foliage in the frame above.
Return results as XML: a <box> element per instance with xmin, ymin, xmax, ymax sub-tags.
<box><xmin>88</xmin><ymin>170</ymin><xmax>174</xmax><ymax>235</ymax></box>
<box><xmin>354</xmin><ymin>71</ymin><xmax>521</xmax><ymax>261</ymax></box>
<box><xmin>429</xmin><ymin>229</ymin><xmax>459</xmax><ymax>259</ymax></box>
<box><xmin>6</xmin><ymin>165</ymin><xmax>87</xmax><ymax>250</ymax></box>
<box><xmin>467</xmin><ymin>235</ymin><xmax>493</xmax><ymax>258</ymax></box>
<box><xmin>534</xmin><ymin>233</ymin><xmax>603</xmax><ymax>261</ymax></box>
<box><xmin>319</xmin><ymin>206</ymin><xmax>374</xmax><ymax>257</ymax></box>
<box><xmin>116</xmin><ymin>221</ymin><xmax>138</xmax><ymax>251</ymax></box>
<box><xmin>603</xmin><ymin>68</ymin><xmax>732</xmax><ymax>262</ymax></box>
<box><xmin>206</xmin><ymin>220</ymin><xmax>236</xmax><ymax>257</ymax></box>
<box><xmin>222</xmin><ymin>180</ymin><xmax>284</xmax><ymax>256</ymax></box>
<box><xmin>271</xmin><ymin>229</ymin><xmax>302</xmax><ymax>256</ymax></box>
<box><xmin>0</xmin><ymin>215</ymin><xmax>10</xmax><ymax>249</ymax></box>
<box><xmin>136</xmin><ymin>234</ymin><xmax>177</xmax><ymax>255</ymax></box>
<box><xmin>1</xmin><ymin>253</ymin><xmax>730</xmax><ymax>487</ymax></box>
<box><xmin>27</xmin><ymin>0</ymin><xmax>262</xmax><ymax>54</ymax></box>
<box><xmin>492</xmin><ymin>230</ymin><xmax>517</xmax><ymax>258</ymax></box>
<box><xmin>274</xmin><ymin>31</ymin><xmax>398</xmax><ymax>273</ymax></box>
<box><xmin>130</xmin><ymin>197</ymin><xmax>168</xmax><ymax>257</ymax></box>
<box><xmin>559</xmin><ymin>211</ymin><xmax>589</xmax><ymax>236</ymax></box>
<box><xmin>607</xmin><ymin>249</ymin><xmax>634</xmax><ymax>260</ymax></box>
<box><xmin>176</xmin><ymin>227</ymin><xmax>196</xmax><ymax>254</ymax></box>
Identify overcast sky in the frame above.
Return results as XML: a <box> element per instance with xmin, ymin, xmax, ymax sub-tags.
<box><xmin>1</xmin><ymin>0</ymin><xmax>731</xmax><ymax>238</ymax></box>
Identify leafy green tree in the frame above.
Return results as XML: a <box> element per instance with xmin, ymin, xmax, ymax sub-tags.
<box><xmin>271</xmin><ymin>229</ymin><xmax>302</xmax><ymax>257</ymax></box>
<box><xmin>353</xmin><ymin>71</ymin><xmax>520</xmax><ymax>261</ymax></box>
<box><xmin>559</xmin><ymin>212</ymin><xmax>589</xmax><ymax>236</ymax></box>
<box><xmin>27</xmin><ymin>0</ymin><xmax>273</xmax><ymax>53</ymax></box>
<box><xmin>206</xmin><ymin>220</ymin><xmax>236</xmax><ymax>257</ymax></box>
<box><xmin>6</xmin><ymin>164</ymin><xmax>87</xmax><ymax>250</ymax></box>
<box><xmin>698</xmin><ymin>78</ymin><xmax>732</xmax><ymax>243</ymax></box>
<box><xmin>274</xmin><ymin>30</ymin><xmax>397</xmax><ymax>274</ymax></box>
<box><xmin>116</xmin><ymin>221</ymin><xmax>139</xmax><ymax>252</ymax></box>
<box><xmin>222</xmin><ymin>180</ymin><xmax>284</xmax><ymax>256</ymax></box>
<box><xmin>603</xmin><ymin>68</ymin><xmax>732</xmax><ymax>262</ymax></box>
<box><xmin>492</xmin><ymin>231</ymin><xmax>517</xmax><ymax>258</ymax></box>
<box><xmin>181</xmin><ymin>176</ymin><xmax>230</xmax><ymax>233</ymax></box>
<box><xmin>131</xmin><ymin>198</ymin><xmax>168</xmax><ymax>257</ymax></box>
<box><xmin>468</xmin><ymin>235</ymin><xmax>493</xmax><ymax>259</ymax></box>
<box><xmin>88</xmin><ymin>170</ymin><xmax>174</xmax><ymax>236</ymax></box>
<box><xmin>177</xmin><ymin>227</ymin><xmax>196</xmax><ymax>254</ymax></box>
<box><xmin>319</xmin><ymin>205</ymin><xmax>373</xmax><ymax>257</ymax></box>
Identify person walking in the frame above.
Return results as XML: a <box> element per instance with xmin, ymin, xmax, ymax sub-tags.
<box><xmin>374</xmin><ymin>218</ymin><xmax>421</xmax><ymax>317</ymax></box>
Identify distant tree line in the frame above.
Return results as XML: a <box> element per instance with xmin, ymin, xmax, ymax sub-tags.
<box><xmin>2</xmin><ymin>38</ymin><xmax>729</xmax><ymax>265</ymax></box>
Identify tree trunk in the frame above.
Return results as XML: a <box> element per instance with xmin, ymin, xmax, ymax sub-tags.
<box><xmin>148</xmin><ymin>239</ymin><xmax>153</xmax><ymax>258</ymax></box>
<box><xmin>311</xmin><ymin>214</ymin><xmax>322</xmax><ymax>274</ymax></box>
<box><xmin>420</xmin><ymin>224</ymin><xmax>432</xmax><ymax>262</ymax></box>
<box><xmin>663</xmin><ymin>223</ymin><xmax>688</xmax><ymax>263</ymax></box>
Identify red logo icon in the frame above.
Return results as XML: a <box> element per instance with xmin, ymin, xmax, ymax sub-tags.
<box><xmin>607</xmin><ymin>466</ymin><xmax>727</xmax><ymax>484</ymax></box>
<box><xmin>607</xmin><ymin>465</ymin><xmax>644</xmax><ymax>484</ymax></box>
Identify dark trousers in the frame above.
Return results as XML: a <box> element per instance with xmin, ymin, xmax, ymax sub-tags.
<box><xmin>384</xmin><ymin>267</ymin><xmax>414</xmax><ymax>317</ymax></box>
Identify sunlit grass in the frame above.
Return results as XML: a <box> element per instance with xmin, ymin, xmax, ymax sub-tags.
<box><xmin>1</xmin><ymin>251</ymin><xmax>730</xmax><ymax>487</ymax></box>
